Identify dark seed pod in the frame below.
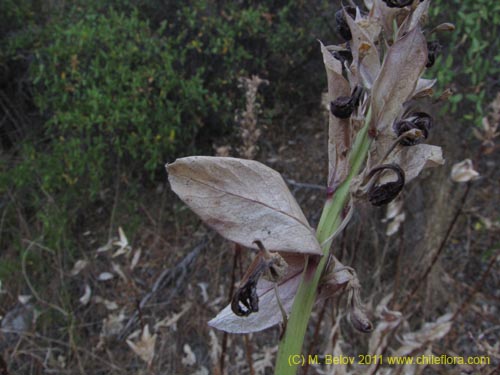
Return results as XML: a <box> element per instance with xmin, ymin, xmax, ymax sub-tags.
<box><xmin>335</xmin><ymin>6</ymin><xmax>356</xmax><ymax>41</ymax></box>
<box><xmin>330</xmin><ymin>86</ymin><xmax>363</xmax><ymax>119</ymax></box>
<box><xmin>426</xmin><ymin>41</ymin><xmax>442</xmax><ymax>68</ymax></box>
<box><xmin>332</xmin><ymin>49</ymin><xmax>353</xmax><ymax>66</ymax></box>
<box><xmin>394</xmin><ymin>112</ymin><xmax>433</xmax><ymax>146</ymax></box>
<box><xmin>231</xmin><ymin>278</ymin><xmax>259</xmax><ymax>317</ymax></box>
<box><xmin>367</xmin><ymin>164</ymin><xmax>405</xmax><ymax>206</ymax></box>
<box><xmin>382</xmin><ymin>0</ymin><xmax>414</xmax><ymax>7</ymax></box>
<box><xmin>411</xmin><ymin>111</ymin><xmax>433</xmax><ymax>131</ymax></box>
<box><xmin>331</xmin><ymin>96</ymin><xmax>354</xmax><ymax>119</ymax></box>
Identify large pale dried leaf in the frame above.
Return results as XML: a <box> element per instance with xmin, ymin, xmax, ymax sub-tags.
<box><xmin>208</xmin><ymin>254</ymin><xmax>311</xmax><ymax>333</ymax></box>
<box><xmin>167</xmin><ymin>157</ymin><xmax>320</xmax><ymax>255</ymax></box>
<box><xmin>371</xmin><ymin>27</ymin><xmax>428</xmax><ymax>132</ymax></box>
<box><xmin>320</xmin><ymin>42</ymin><xmax>352</xmax><ymax>190</ymax></box>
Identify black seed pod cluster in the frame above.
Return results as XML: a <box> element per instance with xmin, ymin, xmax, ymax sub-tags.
<box><xmin>367</xmin><ymin>164</ymin><xmax>405</xmax><ymax>206</ymax></box>
<box><xmin>394</xmin><ymin>112</ymin><xmax>433</xmax><ymax>146</ymax></box>
<box><xmin>382</xmin><ymin>0</ymin><xmax>414</xmax><ymax>8</ymax></box>
<box><xmin>335</xmin><ymin>7</ymin><xmax>356</xmax><ymax>41</ymax></box>
<box><xmin>331</xmin><ymin>86</ymin><xmax>363</xmax><ymax>119</ymax></box>
<box><xmin>426</xmin><ymin>41</ymin><xmax>442</xmax><ymax>68</ymax></box>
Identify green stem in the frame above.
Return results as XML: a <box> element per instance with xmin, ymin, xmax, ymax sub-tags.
<box><xmin>274</xmin><ymin>109</ymin><xmax>372</xmax><ymax>375</ymax></box>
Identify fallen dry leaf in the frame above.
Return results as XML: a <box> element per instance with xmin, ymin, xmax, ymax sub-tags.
<box><xmin>126</xmin><ymin>324</ymin><xmax>157</xmax><ymax>366</ymax></box>
<box><xmin>451</xmin><ymin>159</ymin><xmax>480</xmax><ymax>182</ymax></box>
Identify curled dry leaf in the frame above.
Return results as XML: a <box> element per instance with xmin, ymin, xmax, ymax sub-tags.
<box><xmin>126</xmin><ymin>324</ymin><xmax>157</xmax><ymax>366</ymax></box>
<box><xmin>182</xmin><ymin>344</ymin><xmax>196</xmax><ymax>366</ymax></box>
<box><xmin>167</xmin><ymin>156</ymin><xmax>321</xmax><ymax>255</ymax></box>
<box><xmin>371</xmin><ymin>27</ymin><xmax>428</xmax><ymax>133</ymax></box>
<box><xmin>79</xmin><ymin>284</ymin><xmax>92</xmax><ymax>305</ymax></box>
<box><xmin>70</xmin><ymin>259</ymin><xmax>89</xmax><ymax>276</ymax></box>
<box><xmin>451</xmin><ymin>159</ymin><xmax>480</xmax><ymax>182</ymax></box>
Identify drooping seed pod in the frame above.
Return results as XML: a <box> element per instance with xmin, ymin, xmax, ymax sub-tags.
<box><xmin>382</xmin><ymin>0</ymin><xmax>414</xmax><ymax>8</ymax></box>
<box><xmin>330</xmin><ymin>86</ymin><xmax>364</xmax><ymax>119</ymax></box>
<box><xmin>394</xmin><ymin>112</ymin><xmax>433</xmax><ymax>146</ymax></box>
<box><xmin>231</xmin><ymin>277</ymin><xmax>259</xmax><ymax>316</ymax></box>
<box><xmin>367</xmin><ymin>164</ymin><xmax>405</xmax><ymax>206</ymax></box>
<box><xmin>335</xmin><ymin>6</ymin><xmax>356</xmax><ymax>41</ymax></box>
<box><xmin>426</xmin><ymin>41</ymin><xmax>442</xmax><ymax>68</ymax></box>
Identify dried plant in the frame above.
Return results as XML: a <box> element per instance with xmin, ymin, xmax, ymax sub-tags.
<box><xmin>166</xmin><ymin>1</ymin><xmax>454</xmax><ymax>373</ymax></box>
<box><xmin>237</xmin><ymin>75</ymin><xmax>268</xmax><ymax>160</ymax></box>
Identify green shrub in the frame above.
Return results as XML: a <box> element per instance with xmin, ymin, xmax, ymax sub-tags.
<box><xmin>430</xmin><ymin>0</ymin><xmax>500</xmax><ymax>123</ymax></box>
<box><xmin>27</xmin><ymin>9</ymin><xmax>211</xmax><ymax>196</ymax></box>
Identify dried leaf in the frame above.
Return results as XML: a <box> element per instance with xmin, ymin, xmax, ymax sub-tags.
<box><xmin>371</xmin><ymin>27</ymin><xmax>428</xmax><ymax>132</ymax></box>
<box><xmin>112</xmin><ymin>226</ymin><xmax>131</xmax><ymax>257</ymax></box>
<box><xmin>130</xmin><ymin>249</ymin><xmax>141</xmax><ymax>270</ymax></box>
<box><xmin>182</xmin><ymin>344</ymin><xmax>196</xmax><ymax>366</ymax></box>
<box><xmin>94</xmin><ymin>296</ymin><xmax>119</xmax><ymax>310</ymax></box>
<box><xmin>413</xmin><ymin>78</ymin><xmax>437</xmax><ymax>98</ymax></box>
<box><xmin>387</xmin><ymin>144</ymin><xmax>444</xmax><ymax>183</ymax></box>
<box><xmin>96</xmin><ymin>239</ymin><xmax>113</xmax><ymax>253</ymax></box>
<box><xmin>70</xmin><ymin>259</ymin><xmax>89</xmax><ymax>276</ymax></box>
<box><xmin>451</xmin><ymin>159</ymin><xmax>480</xmax><ymax>182</ymax></box>
<box><xmin>126</xmin><ymin>324</ymin><xmax>157</xmax><ymax>366</ymax></box>
<box><xmin>97</xmin><ymin>272</ymin><xmax>115</xmax><ymax>281</ymax></box>
<box><xmin>345</xmin><ymin>13</ymin><xmax>381</xmax><ymax>87</ymax></box>
<box><xmin>386</xmin><ymin>213</ymin><xmax>405</xmax><ymax>236</ymax></box>
<box><xmin>167</xmin><ymin>157</ymin><xmax>321</xmax><ymax>255</ymax></box>
<box><xmin>155</xmin><ymin>302</ymin><xmax>192</xmax><ymax>331</ymax></box>
<box><xmin>320</xmin><ymin>42</ymin><xmax>352</xmax><ymax>190</ymax></box>
<box><xmin>79</xmin><ymin>284</ymin><xmax>92</xmax><ymax>305</ymax></box>
<box><xmin>393</xmin><ymin>313</ymin><xmax>453</xmax><ymax>357</ymax></box>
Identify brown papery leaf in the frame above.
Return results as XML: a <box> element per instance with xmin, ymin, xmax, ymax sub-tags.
<box><xmin>371</xmin><ymin>27</ymin><xmax>428</xmax><ymax>133</ymax></box>
<box><xmin>167</xmin><ymin>156</ymin><xmax>321</xmax><ymax>255</ymax></box>
<box><xmin>320</xmin><ymin>42</ymin><xmax>352</xmax><ymax>190</ymax></box>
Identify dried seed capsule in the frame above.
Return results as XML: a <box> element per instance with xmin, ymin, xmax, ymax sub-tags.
<box><xmin>426</xmin><ymin>41</ymin><xmax>442</xmax><ymax>68</ymax></box>
<box><xmin>331</xmin><ymin>96</ymin><xmax>355</xmax><ymax>118</ymax></box>
<box><xmin>367</xmin><ymin>164</ymin><xmax>405</xmax><ymax>206</ymax></box>
<box><xmin>335</xmin><ymin>7</ymin><xmax>356</xmax><ymax>41</ymax></box>
<box><xmin>330</xmin><ymin>86</ymin><xmax>363</xmax><ymax>119</ymax></box>
<box><xmin>231</xmin><ymin>278</ymin><xmax>259</xmax><ymax>316</ymax></box>
<box><xmin>382</xmin><ymin>0</ymin><xmax>414</xmax><ymax>8</ymax></box>
<box><xmin>394</xmin><ymin>112</ymin><xmax>433</xmax><ymax>146</ymax></box>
